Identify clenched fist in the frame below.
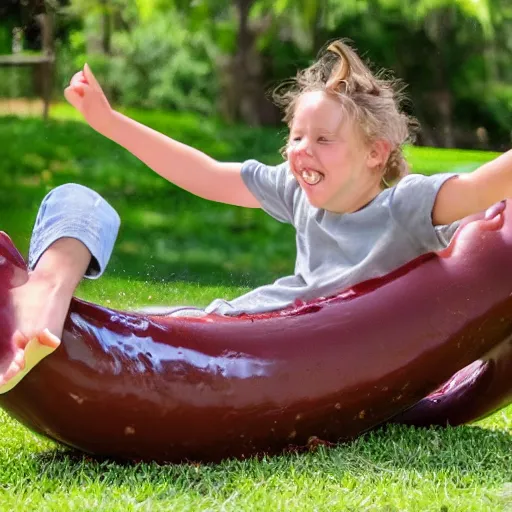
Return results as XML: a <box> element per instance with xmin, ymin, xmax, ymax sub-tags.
<box><xmin>64</xmin><ymin>64</ymin><xmax>114</xmax><ymax>136</ymax></box>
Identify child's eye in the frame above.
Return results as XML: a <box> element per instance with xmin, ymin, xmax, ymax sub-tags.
<box><xmin>318</xmin><ymin>137</ymin><xmax>329</xmax><ymax>143</ymax></box>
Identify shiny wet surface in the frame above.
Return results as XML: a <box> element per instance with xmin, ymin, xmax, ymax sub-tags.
<box><xmin>0</xmin><ymin>202</ymin><xmax>511</xmax><ymax>462</ymax></box>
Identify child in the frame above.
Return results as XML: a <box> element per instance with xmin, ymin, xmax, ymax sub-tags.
<box><xmin>2</xmin><ymin>39</ymin><xmax>512</xmax><ymax>389</ymax></box>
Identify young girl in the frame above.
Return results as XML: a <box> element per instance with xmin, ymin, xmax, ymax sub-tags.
<box><xmin>3</xmin><ymin>39</ymin><xmax>512</xmax><ymax>390</ymax></box>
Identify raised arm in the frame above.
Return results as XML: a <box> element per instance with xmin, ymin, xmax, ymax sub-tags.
<box><xmin>64</xmin><ymin>65</ymin><xmax>261</xmax><ymax>209</ymax></box>
<box><xmin>104</xmin><ymin>112</ymin><xmax>259</xmax><ymax>207</ymax></box>
<box><xmin>433</xmin><ymin>149</ymin><xmax>512</xmax><ymax>225</ymax></box>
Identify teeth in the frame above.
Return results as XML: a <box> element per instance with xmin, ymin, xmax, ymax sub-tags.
<box><xmin>301</xmin><ymin>169</ymin><xmax>322</xmax><ymax>185</ymax></box>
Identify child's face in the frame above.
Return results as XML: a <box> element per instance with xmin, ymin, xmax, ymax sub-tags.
<box><xmin>287</xmin><ymin>91</ymin><xmax>384</xmax><ymax>213</ymax></box>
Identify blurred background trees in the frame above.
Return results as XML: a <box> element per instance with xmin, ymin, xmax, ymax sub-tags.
<box><xmin>0</xmin><ymin>0</ymin><xmax>511</xmax><ymax>150</ymax></box>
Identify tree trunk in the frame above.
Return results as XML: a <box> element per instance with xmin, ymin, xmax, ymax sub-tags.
<box><xmin>312</xmin><ymin>0</ymin><xmax>326</xmax><ymax>54</ymax></box>
<box><xmin>100</xmin><ymin>0</ymin><xmax>112</xmax><ymax>55</ymax></box>
<box><xmin>219</xmin><ymin>0</ymin><xmax>279</xmax><ymax>125</ymax></box>
<box><xmin>435</xmin><ymin>89</ymin><xmax>455</xmax><ymax>148</ymax></box>
<box><xmin>413</xmin><ymin>107</ymin><xmax>437</xmax><ymax>147</ymax></box>
<box><xmin>425</xmin><ymin>9</ymin><xmax>456</xmax><ymax>148</ymax></box>
<box><xmin>34</xmin><ymin>9</ymin><xmax>54</xmax><ymax>120</ymax></box>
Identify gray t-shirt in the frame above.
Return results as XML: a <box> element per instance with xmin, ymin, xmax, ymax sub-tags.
<box><xmin>204</xmin><ymin>159</ymin><xmax>460</xmax><ymax>316</ymax></box>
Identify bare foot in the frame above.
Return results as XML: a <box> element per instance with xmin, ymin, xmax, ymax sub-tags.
<box><xmin>0</xmin><ymin>272</ymin><xmax>66</xmax><ymax>394</ymax></box>
<box><xmin>0</xmin><ymin>236</ymin><xmax>91</xmax><ymax>394</ymax></box>
<box><xmin>0</xmin><ymin>330</ymin><xmax>60</xmax><ymax>394</ymax></box>
<box><xmin>10</xmin><ymin>269</ymin><xmax>73</xmax><ymax>342</ymax></box>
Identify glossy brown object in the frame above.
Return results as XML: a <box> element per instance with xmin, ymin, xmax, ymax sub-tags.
<box><xmin>388</xmin><ymin>334</ymin><xmax>512</xmax><ymax>428</ymax></box>
<box><xmin>1</xmin><ymin>202</ymin><xmax>512</xmax><ymax>463</ymax></box>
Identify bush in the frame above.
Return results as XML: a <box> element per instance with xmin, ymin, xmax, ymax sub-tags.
<box><xmin>109</xmin><ymin>11</ymin><xmax>218</xmax><ymax>114</ymax></box>
<box><xmin>54</xmin><ymin>9</ymin><xmax>219</xmax><ymax>115</ymax></box>
<box><xmin>0</xmin><ymin>24</ymin><xmax>11</xmax><ymax>54</ymax></box>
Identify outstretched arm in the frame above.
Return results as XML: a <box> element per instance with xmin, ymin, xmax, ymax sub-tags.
<box><xmin>64</xmin><ymin>65</ymin><xmax>261</xmax><ymax>209</ymax></box>
<box><xmin>433</xmin><ymin>149</ymin><xmax>512</xmax><ymax>225</ymax></box>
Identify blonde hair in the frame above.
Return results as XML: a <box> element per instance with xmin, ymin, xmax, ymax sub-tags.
<box><xmin>273</xmin><ymin>39</ymin><xmax>419</xmax><ymax>187</ymax></box>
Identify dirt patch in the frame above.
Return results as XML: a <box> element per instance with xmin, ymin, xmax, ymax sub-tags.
<box><xmin>0</xmin><ymin>98</ymin><xmax>48</xmax><ymax>117</ymax></box>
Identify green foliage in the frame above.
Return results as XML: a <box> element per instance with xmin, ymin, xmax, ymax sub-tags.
<box><xmin>1</xmin><ymin>0</ymin><xmax>511</xmax><ymax>146</ymax></box>
<box><xmin>108</xmin><ymin>11</ymin><xmax>219</xmax><ymax>114</ymax></box>
<box><xmin>0</xmin><ymin>68</ymin><xmax>34</xmax><ymax>99</ymax></box>
<box><xmin>399</xmin><ymin>0</ymin><xmax>494</xmax><ymax>38</ymax></box>
<box><xmin>486</xmin><ymin>83</ymin><xmax>512</xmax><ymax>131</ymax></box>
<box><xmin>57</xmin><ymin>6</ymin><xmax>220</xmax><ymax>114</ymax></box>
<box><xmin>0</xmin><ymin>24</ymin><xmax>11</xmax><ymax>55</ymax></box>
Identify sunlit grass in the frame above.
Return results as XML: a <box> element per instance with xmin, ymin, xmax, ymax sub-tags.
<box><xmin>0</xmin><ymin>408</ymin><xmax>511</xmax><ymax>511</ymax></box>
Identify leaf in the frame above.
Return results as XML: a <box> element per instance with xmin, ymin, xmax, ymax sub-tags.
<box><xmin>136</xmin><ymin>0</ymin><xmax>158</xmax><ymax>21</ymax></box>
<box><xmin>407</xmin><ymin>0</ymin><xmax>493</xmax><ymax>38</ymax></box>
<box><xmin>274</xmin><ymin>0</ymin><xmax>290</xmax><ymax>16</ymax></box>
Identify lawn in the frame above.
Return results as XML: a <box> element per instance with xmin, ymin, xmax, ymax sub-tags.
<box><xmin>0</xmin><ymin>103</ymin><xmax>510</xmax><ymax>511</ymax></box>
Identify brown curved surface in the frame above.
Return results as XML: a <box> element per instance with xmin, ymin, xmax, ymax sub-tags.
<box><xmin>0</xmin><ymin>202</ymin><xmax>512</xmax><ymax>463</ymax></box>
<box><xmin>388</xmin><ymin>334</ymin><xmax>512</xmax><ymax>427</ymax></box>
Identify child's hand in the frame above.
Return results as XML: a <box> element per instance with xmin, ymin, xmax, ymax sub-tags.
<box><xmin>64</xmin><ymin>64</ymin><xmax>113</xmax><ymax>136</ymax></box>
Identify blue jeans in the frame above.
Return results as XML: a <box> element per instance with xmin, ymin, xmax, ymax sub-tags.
<box><xmin>29</xmin><ymin>183</ymin><xmax>205</xmax><ymax>317</ymax></box>
<box><xmin>28</xmin><ymin>183</ymin><xmax>120</xmax><ymax>278</ymax></box>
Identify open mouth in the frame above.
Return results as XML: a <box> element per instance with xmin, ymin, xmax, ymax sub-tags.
<box><xmin>301</xmin><ymin>168</ymin><xmax>324</xmax><ymax>185</ymax></box>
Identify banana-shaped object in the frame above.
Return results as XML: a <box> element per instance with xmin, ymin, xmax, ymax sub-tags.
<box><xmin>0</xmin><ymin>201</ymin><xmax>511</xmax><ymax>463</ymax></box>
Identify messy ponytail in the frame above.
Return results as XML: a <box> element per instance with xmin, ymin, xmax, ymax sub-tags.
<box><xmin>273</xmin><ymin>39</ymin><xmax>418</xmax><ymax>186</ymax></box>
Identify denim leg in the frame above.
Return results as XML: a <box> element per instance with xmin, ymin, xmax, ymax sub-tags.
<box><xmin>28</xmin><ymin>183</ymin><xmax>121</xmax><ymax>279</ymax></box>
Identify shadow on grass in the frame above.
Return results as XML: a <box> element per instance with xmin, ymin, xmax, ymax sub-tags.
<box><xmin>29</xmin><ymin>423</ymin><xmax>512</xmax><ymax>473</ymax></box>
<box><xmin>0</xmin><ymin>423</ymin><xmax>508</xmax><ymax>509</ymax></box>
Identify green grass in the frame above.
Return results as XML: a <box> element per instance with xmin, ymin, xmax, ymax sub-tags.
<box><xmin>0</xmin><ymin>412</ymin><xmax>510</xmax><ymax>511</ymax></box>
<box><xmin>0</xmin><ymin>104</ymin><xmax>510</xmax><ymax>511</ymax></box>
